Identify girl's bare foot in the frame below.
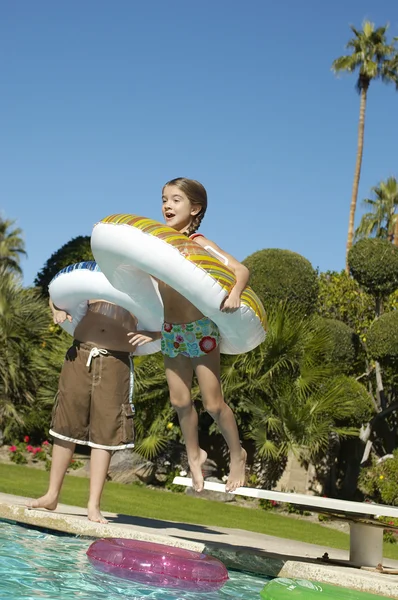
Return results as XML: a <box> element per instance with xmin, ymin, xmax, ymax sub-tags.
<box><xmin>226</xmin><ymin>448</ymin><xmax>247</xmax><ymax>492</ymax></box>
<box><xmin>188</xmin><ymin>448</ymin><xmax>208</xmax><ymax>492</ymax></box>
<box><xmin>25</xmin><ymin>493</ymin><xmax>58</xmax><ymax>511</ymax></box>
<box><xmin>88</xmin><ymin>503</ymin><xmax>108</xmax><ymax>524</ymax></box>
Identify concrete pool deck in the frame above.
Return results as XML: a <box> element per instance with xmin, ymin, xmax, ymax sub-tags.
<box><xmin>0</xmin><ymin>492</ymin><xmax>397</xmax><ymax>598</ymax></box>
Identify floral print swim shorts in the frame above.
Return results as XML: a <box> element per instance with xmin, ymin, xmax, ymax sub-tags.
<box><xmin>161</xmin><ymin>317</ymin><xmax>221</xmax><ymax>358</ymax></box>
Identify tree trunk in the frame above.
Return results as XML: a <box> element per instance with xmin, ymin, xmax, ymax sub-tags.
<box><xmin>374</xmin><ymin>297</ymin><xmax>386</xmax><ymax>410</ymax></box>
<box><xmin>346</xmin><ymin>87</ymin><xmax>368</xmax><ymax>273</ymax></box>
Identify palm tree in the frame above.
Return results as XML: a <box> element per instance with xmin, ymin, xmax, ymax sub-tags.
<box><xmin>332</xmin><ymin>22</ymin><xmax>398</xmax><ymax>271</ymax></box>
<box><xmin>132</xmin><ymin>353</ymin><xmax>175</xmax><ymax>460</ymax></box>
<box><xmin>0</xmin><ymin>218</ymin><xmax>27</xmax><ymax>275</ymax></box>
<box><xmin>0</xmin><ymin>272</ymin><xmax>53</xmax><ymax>440</ymax></box>
<box><xmin>224</xmin><ymin>308</ymin><xmax>361</xmax><ymax>465</ymax></box>
<box><xmin>355</xmin><ymin>177</ymin><xmax>398</xmax><ymax>243</ymax></box>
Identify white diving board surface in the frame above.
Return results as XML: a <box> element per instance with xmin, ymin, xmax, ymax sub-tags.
<box><xmin>173</xmin><ymin>477</ymin><xmax>398</xmax><ymax>568</ymax></box>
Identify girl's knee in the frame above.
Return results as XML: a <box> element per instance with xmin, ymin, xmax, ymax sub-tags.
<box><xmin>169</xmin><ymin>394</ymin><xmax>192</xmax><ymax>412</ymax></box>
<box><xmin>203</xmin><ymin>395</ymin><xmax>225</xmax><ymax>417</ymax></box>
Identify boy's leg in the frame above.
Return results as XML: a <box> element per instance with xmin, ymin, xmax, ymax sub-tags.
<box><xmin>26</xmin><ymin>439</ymin><xmax>75</xmax><ymax>509</ymax></box>
<box><xmin>89</xmin><ymin>351</ymin><xmax>135</xmax><ymax>520</ymax></box>
<box><xmin>87</xmin><ymin>448</ymin><xmax>112</xmax><ymax>523</ymax></box>
<box><xmin>27</xmin><ymin>342</ymin><xmax>91</xmax><ymax>510</ymax></box>
<box><xmin>194</xmin><ymin>347</ymin><xmax>246</xmax><ymax>492</ymax></box>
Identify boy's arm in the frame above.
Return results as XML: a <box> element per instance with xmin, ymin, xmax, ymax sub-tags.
<box><xmin>49</xmin><ymin>298</ymin><xmax>73</xmax><ymax>324</ymax></box>
<box><xmin>127</xmin><ymin>330</ymin><xmax>162</xmax><ymax>348</ymax></box>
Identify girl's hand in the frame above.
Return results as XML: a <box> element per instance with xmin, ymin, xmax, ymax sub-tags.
<box><xmin>220</xmin><ymin>290</ymin><xmax>241</xmax><ymax>312</ymax></box>
<box><xmin>127</xmin><ymin>331</ymin><xmax>161</xmax><ymax>347</ymax></box>
<box><xmin>52</xmin><ymin>309</ymin><xmax>72</xmax><ymax>325</ymax></box>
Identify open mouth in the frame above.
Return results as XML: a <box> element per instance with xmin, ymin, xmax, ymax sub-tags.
<box><xmin>165</xmin><ymin>212</ymin><xmax>175</xmax><ymax>219</ymax></box>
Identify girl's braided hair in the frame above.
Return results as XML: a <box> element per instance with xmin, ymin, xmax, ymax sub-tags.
<box><xmin>162</xmin><ymin>177</ymin><xmax>207</xmax><ymax>237</ymax></box>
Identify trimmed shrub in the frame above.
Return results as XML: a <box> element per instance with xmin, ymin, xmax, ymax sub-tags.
<box><xmin>348</xmin><ymin>239</ymin><xmax>398</xmax><ymax>298</ymax></box>
<box><xmin>332</xmin><ymin>376</ymin><xmax>375</xmax><ymax>428</ymax></box>
<box><xmin>318</xmin><ymin>318</ymin><xmax>362</xmax><ymax>374</ymax></box>
<box><xmin>243</xmin><ymin>249</ymin><xmax>319</xmax><ymax>314</ymax></box>
<box><xmin>367</xmin><ymin>311</ymin><xmax>398</xmax><ymax>362</ymax></box>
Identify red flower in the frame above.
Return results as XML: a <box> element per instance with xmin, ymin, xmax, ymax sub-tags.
<box><xmin>26</xmin><ymin>445</ymin><xmax>34</xmax><ymax>452</ymax></box>
<box><xmin>9</xmin><ymin>446</ymin><xmax>17</xmax><ymax>452</ymax></box>
<box><xmin>33</xmin><ymin>447</ymin><xmax>42</xmax><ymax>454</ymax></box>
<box><xmin>199</xmin><ymin>336</ymin><xmax>217</xmax><ymax>354</ymax></box>
<box><xmin>24</xmin><ymin>436</ymin><xmax>30</xmax><ymax>443</ymax></box>
<box><xmin>163</xmin><ymin>323</ymin><xmax>173</xmax><ymax>332</ymax></box>
<box><xmin>70</xmin><ymin>459</ymin><xmax>75</xmax><ymax>464</ymax></box>
<box><xmin>42</xmin><ymin>440</ymin><xmax>50</xmax><ymax>446</ymax></box>
<box><xmin>173</xmin><ymin>342</ymin><xmax>180</xmax><ymax>348</ymax></box>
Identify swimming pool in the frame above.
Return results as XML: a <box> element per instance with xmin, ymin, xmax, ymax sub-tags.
<box><xmin>0</xmin><ymin>520</ymin><xmax>269</xmax><ymax>599</ymax></box>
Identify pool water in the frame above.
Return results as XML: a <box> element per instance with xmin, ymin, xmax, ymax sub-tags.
<box><xmin>0</xmin><ymin>520</ymin><xmax>269</xmax><ymax>599</ymax></box>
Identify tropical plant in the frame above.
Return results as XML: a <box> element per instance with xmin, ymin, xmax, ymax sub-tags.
<box><xmin>0</xmin><ymin>272</ymin><xmax>54</xmax><ymax>440</ymax></box>
<box><xmin>34</xmin><ymin>235</ymin><xmax>93</xmax><ymax>294</ymax></box>
<box><xmin>222</xmin><ymin>308</ymin><xmax>364</xmax><ymax>466</ymax></box>
<box><xmin>355</xmin><ymin>177</ymin><xmax>398</xmax><ymax>244</ymax></box>
<box><xmin>332</xmin><ymin>21</ymin><xmax>398</xmax><ymax>270</ymax></box>
<box><xmin>0</xmin><ymin>217</ymin><xmax>26</xmax><ymax>275</ymax></box>
<box><xmin>132</xmin><ymin>353</ymin><xmax>176</xmax><ymax>460</ymax></box>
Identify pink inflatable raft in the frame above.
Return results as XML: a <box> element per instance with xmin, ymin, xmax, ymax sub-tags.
<box><xmin>86</xmin><ymin>538</ymin><xmax>229</xmax><ymax>592</ymax></box>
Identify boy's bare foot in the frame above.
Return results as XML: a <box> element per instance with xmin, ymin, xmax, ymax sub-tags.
<box><xmin>226</xmin><ymin>448</ymin><xmax>247</xmax><ymax>492</ymax></box>
<box><xmin>188</xmin><ymin>448</ymin><xmax>208</xmax><ymax>492</ymax></box>
<box><xmin>88</xmin><ymin>503</ymin><xmax>109</xmax><ymax>524</ymax></box>
<box><xmin>25</xmin><ymin>493</ymin><xmax>58</xmax><ymax>511</ymax></box>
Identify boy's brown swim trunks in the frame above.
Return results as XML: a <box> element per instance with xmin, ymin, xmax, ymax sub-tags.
<box><xmin>50</xmin><ymin>341</ymin><xmax>135</xmax><ymax>450</ymax></box>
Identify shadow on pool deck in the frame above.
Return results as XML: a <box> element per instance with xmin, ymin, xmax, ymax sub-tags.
<box><xmin>0</xmin><ymin>491</ymin><xmax>397</xmax><ymax>598</ymax></box>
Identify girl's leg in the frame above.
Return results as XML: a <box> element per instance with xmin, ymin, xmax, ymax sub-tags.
<box><xmin>88</xmin><ymin>448</ymin><xmax>112</xmax><ymax>523</ymax></box>
<box><xmin>194</xmin><ymin>347</ymin><xmax>246</xmax><ymax>492</ymax></box>
<box><xmin>164</xmin><ymin>354</ymin><xmax>207</xmax><ymax>492</ymax></box>
<box><xmin>26</xmin><ymin>438</ymin><xmax>75</xmax><ymax>509</ymax></box>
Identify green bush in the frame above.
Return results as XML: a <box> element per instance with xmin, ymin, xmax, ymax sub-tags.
<box><xmin>317</xmin><ymin>271</ymin><xmax>375</xmax><ymax>338</ymax></box>
<box><xmin>367</xmin><ymin>311</ymin><xmax>398</xmax><ymax>362</ymax></box>
<box><xmin>332</xmin><ymin>376</ymin><xmax>375</xmax><ymax>427</ymax></box>
<box><xmin>359</xmin><ymin>451</ymin><xmax>398</xmax><ymax>505</ymax></box>
<box><xmin>348</xmin><ymin>239</ymin><xmax>398</xmax><ymax>298</ymax></box>
<box><xmin>243</xmin><ymin>249</ymin><xmax>319</xmax><ymax>314</ymax></box>
<box><xmin>318</xmin><ymin>318</ymin><xmax>362</xmax><ymax>374</ymax></box>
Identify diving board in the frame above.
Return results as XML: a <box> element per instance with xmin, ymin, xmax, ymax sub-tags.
<box><xmin>173</xmin><ymin>477</ymin><xmax>398</xmax><ymax>569</ymax></box>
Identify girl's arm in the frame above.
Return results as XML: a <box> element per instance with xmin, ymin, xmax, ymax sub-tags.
<box><xmin>194</xmin><ymin>236</ymin><xmax>250</xmax><ymax>312</ymax></box>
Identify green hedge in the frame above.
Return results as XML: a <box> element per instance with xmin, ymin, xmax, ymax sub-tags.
<box><xmin>367</xmin><ymin>311</ymin><xmax>398</xmax><ymax>361</ymax></box>
<box><xmin>348</xmin><ymin>239</ymin><xmax>398</xmax><ymax>298</ymax></box>
<box><xmin>243</xmin><ymin>249</ymin><xmax>319</xmax><ymax>314</ymax></box>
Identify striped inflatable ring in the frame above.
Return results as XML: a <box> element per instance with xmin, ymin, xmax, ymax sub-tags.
<box><xmin>48</xmin><ymin>261</ymin><xmax>161</xmax><ymax>355</ymax></box>
<box><xmin>91</xmin><ymin>215</ymin><xmax>266</xmax><ymax>354</ymax></box>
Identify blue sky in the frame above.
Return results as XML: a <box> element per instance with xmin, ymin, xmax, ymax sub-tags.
<box><xmin>1</xmin><ymin>1</ymin><xmax>398</xmax><ymax>285</ymax></box>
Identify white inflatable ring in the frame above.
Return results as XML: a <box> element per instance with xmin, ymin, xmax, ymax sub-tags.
<box><xmin>48</xmin><ymin>261</ymin><xmax>161</xmax><ymax>355</ymax></box>
<box><xmin>91</xmin><ymin>215</ymin><xmax>267</xmax><ymax>354</ymax></box>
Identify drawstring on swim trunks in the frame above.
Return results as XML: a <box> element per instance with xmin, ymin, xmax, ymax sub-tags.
<box><xmin>86</xmin><ymin>347</ymin><xmax>108</xmax><ymax>367</ymax></box>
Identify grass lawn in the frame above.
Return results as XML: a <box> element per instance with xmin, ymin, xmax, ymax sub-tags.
<box><xmin>1</xmin><ymin>463</ymin><xmax>397</xmax><ymax>560</ymax></box>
